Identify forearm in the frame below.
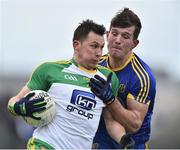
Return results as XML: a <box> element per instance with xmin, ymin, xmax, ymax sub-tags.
<box><xmin>103</xmin><ymin>108</ymin><xmax>135</xmax><ymax>149</ymax></box>
<box><xmin>105</xmin><ymin>120</ymin><xmax>126</xmax><ymax>143</ymax></box>
<box><xmin>103</xmin><ymin>109</ymin><xmax>126</xmax><ymax>143</ymax></box>
<box><xmin>107</xmin><ymin>99</ymin><xmax>142</xmax><ymax>133</ymax></box>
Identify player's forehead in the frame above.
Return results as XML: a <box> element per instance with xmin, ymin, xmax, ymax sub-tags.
<box><xmin>110</xmin><ymin>26</ymin><xmax>135</xmax><ymax>35</ymax></box>
<box><xmin>84</xmin><ymin>31</ymin><xmax>105</xmax><ymax>45</ymax></box>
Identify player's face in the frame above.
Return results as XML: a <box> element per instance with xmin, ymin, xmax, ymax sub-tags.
<box><xmin>107</xmin><ymin>26</ymin><xmax>138</xmax><ymax>60</ymax></box>
<box><xmin>74</xmin><ymin>31</ymin><xmax>105</xmax><ymax>70</ymax></box>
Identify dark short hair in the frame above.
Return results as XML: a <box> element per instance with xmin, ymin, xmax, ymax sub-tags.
<box><xmin>73</xmin><ymin>19</ymin><xmax>106</xmax><ymax>42</ymax></box>
<box><xmin>110</xmin><ymin>8</ymin><xmax>142</xmax><ymax>39</ymax></box>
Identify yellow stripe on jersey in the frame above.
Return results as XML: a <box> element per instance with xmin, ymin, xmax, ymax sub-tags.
<box><xmin>134</xmin><ymin>57</ymin><xmax>150</xmax><ymax>103</ymax></box>
<box><xmin>134</xmin><ymin>55</ymin><xmax>150</xmax><ymax>103</ymax></box>
<box><xmin>132</xmin><ymin>58</ymin><xmax>147</xmax><ymax>103</ymax></box>
<box><xmin>131</xmin><ymin>54</ymin><xmax>150</xmax><ymax>104</ymax></box>
<box><xmin>145</xmin><ymin>143</ymin><xmax>149</xmax><ymax>150</ymax></box>
<box><xmin>110</xmin><ymin>53</ymin><xmax>133</xmax><ymax>71</ymax></box>
<box><xmin>131</xmin><ymin>59</ymin><xmax>144</xmax><ymax>102</ymax></box>
<box><xmin>27</xmin><ymin>137</ymin><xmax>54</xmax><ymax>149</ymax></box>
<box><xmin>127</xmin><ymin>93</ymin><xmax>135</xmax><ymax>100</ymax></box>
<box><xmin>55</xmin><ymin>60</ymin><xmax>71</xmax><ymax>64</ymax></box>
<box><xmin>78</xmin><ymin>65</ymin><xmax>97</xmax><ymax>74</ymax></box>
<box><xmin>27</xmin><ymin>137</ymin><xmax>35</xmax><ymax>150</ymax></box>
<box><xmin>146</xmin><ymin>100</ymin><xmax>150</xmax><ymax>105</ymax></box>
<box><xmin>127</xmin><ymin>93</ymin><xmax>150</xmax><ymax>105</ymax></box>
<box><xmin>99</xmin><ymin>54</ymin><xmax>112</xmax><ymax>70</ymax></box>
<box><xmin>104</xmin><ymin>53</ymin><xmax>133</xmax><ymax>71</ymax></box>
<box><xmin>99</xmin><ymin>54</ymin><xmax>108</xmax><ymax>63</ymax></box>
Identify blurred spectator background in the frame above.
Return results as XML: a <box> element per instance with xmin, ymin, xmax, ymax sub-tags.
<box><xmin>1</xmin><ymin>0</ymin><xmax>180</xmax><ymax>148</ymax></box>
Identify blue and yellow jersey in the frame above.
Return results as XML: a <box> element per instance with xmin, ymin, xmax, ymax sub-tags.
<box><xmin>94</xmin><ymin>52</ymin><xmax>156</xmax><ymax>148</ymax></box>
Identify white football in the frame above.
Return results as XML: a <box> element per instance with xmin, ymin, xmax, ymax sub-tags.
<box><xmin>22</xmin><ymin>90</ymin><xmax>56</xmax><ymax>127</ymax></box>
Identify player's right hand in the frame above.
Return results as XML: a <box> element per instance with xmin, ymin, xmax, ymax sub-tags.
<box><xmin>14</xmin><ymin>92</ymin><xmax>47</xmax><ymax>120</ymax></box>
<box><xmin>119</xmin><ymin>133</ymin><xmax>135</xmax><ymax>149</ymax></box>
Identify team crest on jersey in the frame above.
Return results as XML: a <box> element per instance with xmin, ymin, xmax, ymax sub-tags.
<box><xmin>119</xmin><ymin>84</ymin><xmax>126</xmax><ymax>93</ymax></box>
<box><xmin>91</xmin><ymin>143</ymin><xmax>99</xmax><ymax>149</ymax></box>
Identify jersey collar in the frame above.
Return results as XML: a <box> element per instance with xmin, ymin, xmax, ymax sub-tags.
<box><xmin>71</xmin><ymin>58</ymin><xmax>97</xmax><ymax>74</ymax></box>
<box><xmin>106</xmin><ymin>53</ymin><xmax>133</xmax><ymax>71</ymax></box>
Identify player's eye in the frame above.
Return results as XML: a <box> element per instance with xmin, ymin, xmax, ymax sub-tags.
<box><xmin>111</xmin><ymin>32</ymin><xmax>118</xmax><ymax>36</ymax></box>
<box><xmin>122</xmin><ymin>33</ymin><xmax>131</xmax><ymax>39</ymax></box>
<box><xmin>90</xmin><ymin>44</ymin><xmax>99</xmax><ymax>49</ymax></box>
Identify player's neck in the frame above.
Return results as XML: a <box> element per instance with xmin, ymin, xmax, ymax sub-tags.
<box><xmin>108</xmin><ymin>52</ymin><xmax>133</xmax><ymax>69</ymax></box>
<box><xmin>73</xmin><ymin>57</ymin><xmax>96</xmax><ymax>71</ymax></box>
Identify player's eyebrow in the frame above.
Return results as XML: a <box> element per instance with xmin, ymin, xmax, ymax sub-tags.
<box><xmin>91</xmin><ymin>41</ymin><xmax>105</xmax><ymax>47</ymax></box>
<box><xmin>111</xmin><ymin>28</ymin><xmax>132</xmax><ymax>36</ymax></box>
<box><xmin>123</xmin><ymin>32</ymin><xmax>132</xmax><ymax>36</ymax></box>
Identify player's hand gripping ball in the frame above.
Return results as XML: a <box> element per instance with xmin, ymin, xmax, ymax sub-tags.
<box><xmin>22</xmin><ymin>90</ymin><xmax>56</xmax><ymax>127</ymax></box>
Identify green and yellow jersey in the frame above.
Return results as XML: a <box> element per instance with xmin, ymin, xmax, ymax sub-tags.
<box><xmin>27</xmin><ymin>58</ymin><xmax>119</xmax><ymax>149</ymax></box>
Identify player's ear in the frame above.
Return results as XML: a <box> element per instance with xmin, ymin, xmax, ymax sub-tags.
<box><xmin>73</xmin><ymin>40</ymin><xmax>80</xmax><ymax>50</ymax></box>
<box><xmin>132</xmin><ymin>39</ymin><xmax>139</xmax><ymax>49</ymax></box>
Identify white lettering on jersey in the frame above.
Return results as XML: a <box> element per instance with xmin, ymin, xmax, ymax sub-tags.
<box><xmin>64</xmin><ymin>74</ymin><xmax>78</xmax><ymax>81</ymax></box>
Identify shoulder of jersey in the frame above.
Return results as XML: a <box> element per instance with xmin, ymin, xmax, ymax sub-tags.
<box><xmin>97</xmin><ymin>64</ymin><xmax>111</xmax><ymax>72</ymax></box>
<box><xmin>34</xmin><ymin>60</ymin><xmax>71</xmax><ymax>70</ymax></box>
<box><xmin>54</xmin><ymin>60</ymin><xmax>72</xmax><ymax>64</ymax></box>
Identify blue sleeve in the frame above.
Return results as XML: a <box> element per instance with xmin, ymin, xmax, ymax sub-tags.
<box><xmin>128</xmin><ymin>71</ymin><xmax>156</xmax><ymax>105</ymax></box>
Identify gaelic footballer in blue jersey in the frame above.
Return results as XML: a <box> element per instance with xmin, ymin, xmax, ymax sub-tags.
<box><xmin>90</xmin><ymin>8</ymin><xmax>156</xmax><ymax>149</ymax></box>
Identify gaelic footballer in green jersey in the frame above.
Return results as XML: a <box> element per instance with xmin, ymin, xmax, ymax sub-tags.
<box><xmin>26</xmin><ymin>59</ymin><xmax>119</xmax><ymax>149</ymax></box>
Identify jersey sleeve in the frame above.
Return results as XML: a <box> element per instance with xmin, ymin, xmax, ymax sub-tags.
<box><xmin>127</xmin><ymin>71</ymin><xmax>156</xmax><ymax>105</ymax></box>
<box><xmin>27</xmin><ymin>63</ymin><xmax>51</xmax><ymax>91</ymax></box>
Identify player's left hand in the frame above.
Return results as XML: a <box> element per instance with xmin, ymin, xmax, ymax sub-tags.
<box><xmin>89</xmin><ymin>72</ymin><xmax>115</xmax><ymax>105</ymax></box>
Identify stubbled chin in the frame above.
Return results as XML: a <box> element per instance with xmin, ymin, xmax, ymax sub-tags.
<box><xmin>110</xmin><ymin>51</ymin><xmax>124</xmax><ymax>59</ymax></box>
<box><xmin>87</xmin><ymin>65</ymin><xmax>97</xmax><ymax>70</ymax></box>
<box><xmin>111</xmin><ymin>47</ymin><xmax>122</xmax><ymax>52</ymax></box>
<box><xmin>110</xmin><ymin>50</ymin><xmax>121</xmax><ymax>55</ymax></box>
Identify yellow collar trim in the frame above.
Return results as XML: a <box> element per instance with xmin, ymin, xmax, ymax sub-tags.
<box><xmin>107</xmin><ymin>53</ymin><xmax>133</xmax><ymax>71</ymax></box>
<box><xmin>78</xmin><ymin>65</ymin><xmax>97</xmax><ymax>74</ymax></box>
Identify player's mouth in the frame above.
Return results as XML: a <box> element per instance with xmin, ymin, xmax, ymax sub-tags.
<box><xmin>112</xmin><ymin>46</ymin><xmax>122</xmax><ymax>52</ymax></box>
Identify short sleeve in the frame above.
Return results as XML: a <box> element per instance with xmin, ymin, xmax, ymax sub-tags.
<box><xmin>127</xmin><ymin>71</ymin><xmax>156</xmax><ymax>105</ymax></box>
<box><xmin>27</xmin><ymin>63</ymin><xmax>50</xmax><ymax>91</ymax></box>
